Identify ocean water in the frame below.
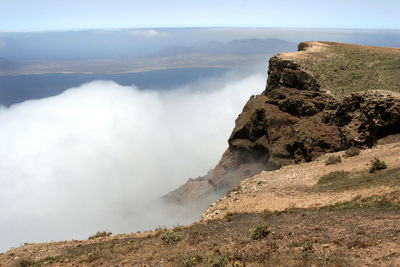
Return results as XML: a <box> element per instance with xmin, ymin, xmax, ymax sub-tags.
<box><xmin>0</xmin><ymin>67</ymin><xmax>229</xmax><ymax>106</ymax></box>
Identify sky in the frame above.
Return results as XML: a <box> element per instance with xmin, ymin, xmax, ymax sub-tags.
<box><xmin>1</xmin><ymin>0</ymin><xmax>399</xmax><ymax>31</ymax></box>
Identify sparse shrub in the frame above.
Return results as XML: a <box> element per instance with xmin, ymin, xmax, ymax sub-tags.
<box><xmin>325</xmin><ymin>155</ymin><xmax>342</xmax><ymax>165</ymax></box>
<box><xmin>261</xmin><ymin>209</ymin><xmax>273</xmax><ymax>219</ymax></box>
<box><xmin>224</xmin><ymin>212</ymin><xmax>237</xmax><ymax>221</ymax></box>
<box><xmin>250</xmin><ymin>223</ymin><xmax>271</xmax><ymax>240</ymax></box>
<box><xmin>302</xmin><ymin>242</ymin><xmax>314</xmax><ymax>253</ymax></box>
<box><xmin>83</xmin><ymin>252</ymin><xmax>102</xmax><ymax>263</ymax></box>
<box><xmin>345</xmin><ymin>147</ymin><xmax>360</xmax><ymax>157</ymax></box>
<box><xmin>179</xmin><ymin>252</ymin><xmax>203</xmax><ymax>267</ymax></box>
<box><xmin>227</xmin><ymin>185</ymin><xmax>241</xmax><ymax>196</ymax></box>
<box><xmin>327</xmin><ymin>200</ymin><xmax>361</xmax><ymax>210</ymax></box>
<box><xmin>160</xmin><ymin>231</ymin><xmax>182</xmax><ymax>245</ymax></box>
<box><xmin>88</xmin><ymin>231</ymin><xmax>112</xmax><ymax>240</ymax></box>
<box><xmin>155</xmin><ymin>225</ymin><xmax>167</xmax><ymax>232</ymax></box>
<box><xmin>12</xmin><ymin>258</ymin><xmax>35</xmax><ymax>267</ymax></box>
<box><xmin>317</xmin><ymin>171</ymin><xmax>350</xmax><ymax>184</ymax></box>
<box><xmin>208</xmin><ymin>251</ymin><xmax>228</xmax><ymax>267</ymax></box>
<box><xmin>369</xmin><ymin>157</ymin><xmax>387</xmax><ymax>173</ymax></box>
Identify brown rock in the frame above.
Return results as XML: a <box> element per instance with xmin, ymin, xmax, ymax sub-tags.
<box><xmin>166</xmin><ymin>41</ymin><xmax>400</xmax><ymax>204</ymax></box>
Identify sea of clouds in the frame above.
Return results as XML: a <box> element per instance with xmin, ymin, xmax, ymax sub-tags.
<box><xmin>0</xmin><ymin>70</ymin><xmax>265</xmax><ymax>252</ymax></box>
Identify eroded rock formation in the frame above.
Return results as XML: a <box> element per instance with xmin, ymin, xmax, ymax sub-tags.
<box><xmin>165</xmin><ymin>41</ymin><xmax>400</xmax><ymax>204</ymax></box>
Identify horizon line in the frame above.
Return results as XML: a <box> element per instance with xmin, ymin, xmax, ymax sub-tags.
<box><xmin>1</xmin><ymin>26</ymin><xmax>400</xmax><ymax>34</ymax></box>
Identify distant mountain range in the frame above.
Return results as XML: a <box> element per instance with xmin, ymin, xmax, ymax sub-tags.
<box><xmin>151</xmin><ymin>38</ymin><xmax>297</xmax><ymax>57</ymax></box>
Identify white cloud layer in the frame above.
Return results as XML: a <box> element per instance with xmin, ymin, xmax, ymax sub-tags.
<box><xmin>0</xmin><ymin>71</ymin><xmax>265</xmax><ymax>252</ymax></box>
<box><xmin>130</xmin><ymin>29</ymin><xmax>169</xmax><ymax>38</ymax></box>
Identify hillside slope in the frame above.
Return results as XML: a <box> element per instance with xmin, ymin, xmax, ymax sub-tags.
<box><xmin>1</xmin><ymin>141</ymin><xmax>400</xmax><ymax>266</ymax></box>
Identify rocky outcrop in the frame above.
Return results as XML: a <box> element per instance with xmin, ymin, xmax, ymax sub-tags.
<box><xmin>166</xmin><ymin>41</ymin><xmax>400</xmax><ymax>203</ymax></box>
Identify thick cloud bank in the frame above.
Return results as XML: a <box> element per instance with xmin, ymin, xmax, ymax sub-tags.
<box><xmin>0</xmin><ymin>72</ymin><xmax>265</xmax><ymax>251</ymax></box>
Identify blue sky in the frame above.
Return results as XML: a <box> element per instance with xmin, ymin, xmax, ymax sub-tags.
<box><xmin>1</xmin><ymin>0</ymin><xmax>399</xmax><ymax>31</ymax></box>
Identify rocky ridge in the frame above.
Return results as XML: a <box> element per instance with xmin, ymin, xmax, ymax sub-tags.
<box><xmin>166</xmin><ymin>41</ymin><xmax>400</xmax><ymax>204</ymax></box>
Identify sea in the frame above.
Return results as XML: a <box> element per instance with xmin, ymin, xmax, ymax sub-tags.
<box><xmin>0</xmin><ymin>67</ymin><xmax>229</xmax><ymax>106</ymax></box>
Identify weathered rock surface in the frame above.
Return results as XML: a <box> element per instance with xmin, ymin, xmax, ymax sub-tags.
<box><xmin>165</xmin><ymin>41</ymin><xmax>400</xmax><ymax>204</ymax></box>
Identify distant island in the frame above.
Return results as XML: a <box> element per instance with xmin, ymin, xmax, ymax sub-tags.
<box><xmin>0</xmin><ymin>38</ymin><xmax>296</xmax><ymax>75</ymax></box>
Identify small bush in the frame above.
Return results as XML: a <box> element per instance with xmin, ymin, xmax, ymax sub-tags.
<box><xmin>180</xmin><ymin>252</ymin><xmax>203</xmax><ymax>267</ymax></box>
<box><xmin>302</xmin><ymin>242</ymin><xmax>314</xmax><ymax>253</ymax></box>
<box><xmin>250</xmin><ymin>223</ymin><xmax>271</xmax><ymax>240</ymax></box>
<box><xmin>369</xmin><ymin>158</ymin><xmax>387</xmax><ymax>173</ymax></box>
<box><xmin>224</xmin><ymin>212</ymin><xmax>237</xmax><ymax>221</ymax></box>
<box><xmin>261</xmin><ymin>209</ymin><xmax>273</xmax><ymax>219</ymax></box>
<box><xmin>88</xmin><ymin>231</ymin><xmax>112</xmax><ymax>240</ymax></box>
<box><xmin>317</xmin><ymin>171</ymin><xmax>350</xmax><ymax>184</ymax></box>
<box><xmin>155</xmin><ymin>225</ymin><xmax>167</xmax><ymax>231</ymax></box>
<box><xmin>325</xmin><ymin>155</ymin><xmax>342</xmax><ymax>165</ymax></box>
<box><xmin>345</xmin><ymin>147</ymin><xmax>360</xmax><ymax>157</ymax></box>
<box><xmin>208</xmin><ymin>252</ymin><xmax>228</xmax><ymax>267</ymax></box>
<box><xmin>160</xmin><ymin>231</ymin><xmax>182</xmax><ymax>245</ymax></box>
<box><xmin>227</xmin><ymin>185</ymin><xmax>241</xmax><ymax>196</ymax></box>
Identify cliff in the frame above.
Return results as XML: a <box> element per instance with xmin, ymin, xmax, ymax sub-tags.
<box><xmin>166</xmin><ymin>41</ymin><xmax>400</xmax><ymax>204</ymax></box>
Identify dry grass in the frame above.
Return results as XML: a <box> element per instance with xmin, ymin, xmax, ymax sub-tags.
<box><xmin>3</xmin><ymin>196</ymin><xmax>400</xmax><ymax>266</ymax></box>
<box><xmin>314</xmin><ymin>168</ymin><xmax>400</xmax><ymax>192</ymax></box>
<box><xmin>299</xmin><ymin>42</ymin><xmax>400</xmax><ymax>96</ymax></box>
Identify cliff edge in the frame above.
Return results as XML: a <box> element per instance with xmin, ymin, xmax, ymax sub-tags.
<box><xmin>166</xmin><ymin>41</ymin><xmax>400</xmax><ymax>204</ymax></box>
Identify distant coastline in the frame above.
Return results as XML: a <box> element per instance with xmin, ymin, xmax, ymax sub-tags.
<box><xmin>0</xmin><ymin>67</ymin><xmax>230</xmax><ymax>106</ymax></box>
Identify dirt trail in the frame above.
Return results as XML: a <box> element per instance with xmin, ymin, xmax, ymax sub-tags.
<box><xmin>202</xmin><ymin>142</ymin><xmax>400</xmax><ymax>220</ymax></box>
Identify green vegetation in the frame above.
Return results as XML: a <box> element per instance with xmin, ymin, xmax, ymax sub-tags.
<box><xmin>159</xmin><ymin>231</ymin><xmax>182</xmax><ymax>245</ymax></box>
<box><xmin>208</xmin><ymin>251</ymin><xmax>228</xmax><ymax>267</ymax></box>
<box><xmin>179</xmin><ymin>251</ymin><xmax>203</xmax><ymax>267</ymax></box>
<box><xmin>369</xmin><ymin>157</ymin><xmax>387</xmax><ymax>173</ymax></box>
<box><xmin>249</xmin><ymin>222</ymin><xmax>271</xmax><ymax>240</ymax></box>
<box><xmin>301</xmin><ymin>42</ymin><xmax>400</xmax><ymax>96</ymax></box>
<box><xmin>260</xmin><ymin>209</ymin><xmax>273</xmax><ymax>219</ymax></box>
<box><xmin>317</xmin><ymin>171</ymin><xmax>350</xmax><ymax>185</ymax></box>
<box><xmin>345</xmin><ymin>147</ymin><xmax>360</xmax><ymax>157</ymax></box>
<box><xmin>315</xmin><ymin>168</ymin><xmax>400</xmax><ymax>192</ymax></box>
<box><xmin>88</xmin><ymin>231</ymin><xmax>112</xmax><ymax>240</ymax></box>
<box><xmin>325</xmin><ymin>155</ymin><xmax>342</xmax><ymax>165</ymax></box>
<box><xmin>324</xmin><ymin>195</ymin><xmax>400</xmax><ymax>211</ymax></box>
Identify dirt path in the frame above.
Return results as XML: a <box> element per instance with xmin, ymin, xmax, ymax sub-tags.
<box><xmin>202</xmin><ymin>142</ymin><xmax>400</xmax><ymax>220</ymax></box>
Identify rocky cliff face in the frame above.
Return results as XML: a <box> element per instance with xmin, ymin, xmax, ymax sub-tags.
<box><xmin>165</xmin><ymin>41</ymin><xmax>400</xmax><ymax>204</ymax></box>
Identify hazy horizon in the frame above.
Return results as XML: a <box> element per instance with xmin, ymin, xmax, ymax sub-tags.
<box><xmin>1</xmin><ymin>0</ymin><xmax>400</xmax><ymax>31</ymax></box>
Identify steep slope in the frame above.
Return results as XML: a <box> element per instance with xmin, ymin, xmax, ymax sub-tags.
<box><xmin>204</xmin><ymin>140</ymin><xmax>400</xmax><ymax>220</ymax></box>
<box><xmin>167</xmin><ymin>42</ymin><xmax>400</xmax><ymax>204</ymax></box>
